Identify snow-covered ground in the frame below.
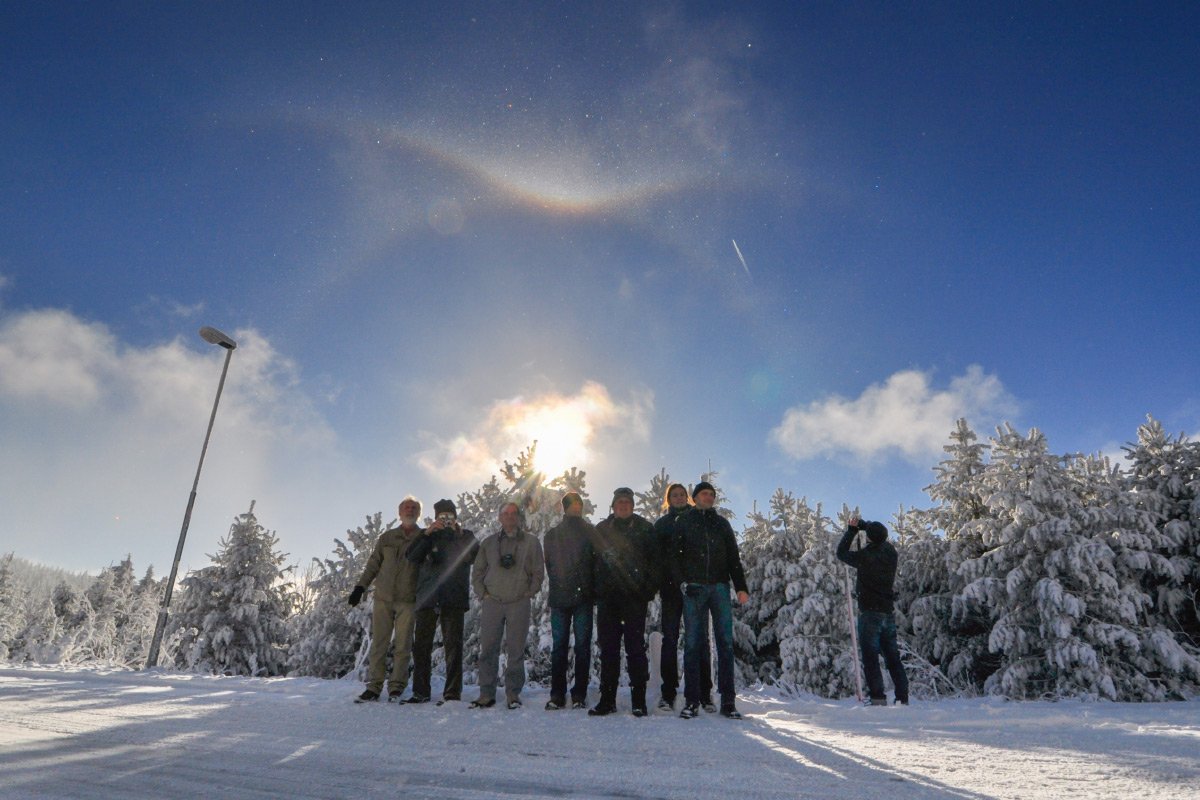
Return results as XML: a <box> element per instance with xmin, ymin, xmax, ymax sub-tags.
<box><xmin>1</xmin><ymin>665</ymin><xmax>1197</xmax><ymax>800</ymax></box>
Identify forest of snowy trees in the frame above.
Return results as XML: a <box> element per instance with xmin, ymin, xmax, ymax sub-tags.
<box><xmin>3</xmin><ymin>417</ymin><xmax>1198</xmax><ymax>703</ymax></box>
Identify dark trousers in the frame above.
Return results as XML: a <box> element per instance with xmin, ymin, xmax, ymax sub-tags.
<box><xmin>660</xmin><ymin>587</ymin><xmax>711</xmax><ymax>702</ymax></box>
<box><xmin>596</xmin><ymin>597</ymin><xmax>648</xmax><ymax>700</ymax></box>
<box><xmin>411</xmin><ymin>606</ymin><xmax>466</xmax><ymax>700</ymax></box>
<box><xmin>858</xmin><ymin>611</ymin><xmax>909</xmax><ymax>703</ymax></box>
<box><xmin>549</xmin><ymin>603</ymin><xmax>594</xmax><ymax>702</ymax></box>
<box><xmin>682</xmin><ymin>583</ymin><xmax>736</xmax><ymax>705</ymax></box>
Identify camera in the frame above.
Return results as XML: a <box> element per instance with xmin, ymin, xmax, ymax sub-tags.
<box><xmin>500</xmin><ymin>553</ymin><xmax>516</xmax><ymax>569</ymax></box>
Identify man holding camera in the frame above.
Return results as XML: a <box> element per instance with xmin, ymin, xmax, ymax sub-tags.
<box><xmin>348</xmin><ymin>495</ymin><xmax>424</xmax><ymax>703</ymax></box>
<box><xmin>471</xmin><ymin>501</ymin><xmax>545</xmax><ymax>709</ymax></box>
<box><xmin>404</xmin><ymin>498</ymin><xmax>479</xmax><ymax>704</ymax></box>
<box><xmin>671</xmin><ymin>481</ymin><xmax>749</xmax><ymax>720</ymax></box>
<box><xmin>837</xmin><ymin>515</ymin><xmax>909</xmax><ymax>706</ymax></box>
<box><xmin>543</xmin><ymin>491</ymin><xmax>598</xmax><ymax>710</ymax></box>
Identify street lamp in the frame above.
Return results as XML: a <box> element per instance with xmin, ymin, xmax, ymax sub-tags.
<box><xmin>144</xmin><ymin>326</ymin><xmax>238</xmax><ymax>669</ymax></box>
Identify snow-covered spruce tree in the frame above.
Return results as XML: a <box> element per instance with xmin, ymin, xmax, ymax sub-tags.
<box><xmin>1123</xmin><ymin>416</ymin><xmax>1200</xmax><ymax>651</ymax></box>
<box><xmin>286</xmin><ymin>512</ymin><xmax>387</xmax><ymax>679</ymax></box>
<box><xmin>0</xmin><ymin>553</ymin><xmax>23</xmax><ymax>660</ymax></box>
<box><xmin>736</xmin><ymin>490</ymin><xmax>814</xmax><ymax>683</ymax></box>
<box><xmin>774</xmin><ymin>504</ymin><xmax>861</xmax><ymax>698</ymax></box>
<box><xmin>901</xmin><ymin>418</ymin><xmax>995</xmax><ymax>691</ymax></box>
<box><xmin>169</xmin><ymin>502</ymin><xmax>297</xmax><ymax>676</ymax></box>
<box><xmin>959</xmin><ymin>425</ymin><xmax>1200</xmax><ymax>700</ymax></box>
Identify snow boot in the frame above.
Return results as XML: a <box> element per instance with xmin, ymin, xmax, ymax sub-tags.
<box><xmin>657</xmin><ymin>695</ymin><xmax>675</xmax><ymax>712</ymax></box>
<box><xmin>631</xmin><ymin>686</ymin><xmax>647</xmax><ymax>717</ymax></box>
<box><xmin>355</xmin><ymin>689</ymin><xmax>381</xmax><ymax>703</ymax></box>
<box><xmin>701</xmin><ymin>698</ymin><xmax>718</xmax><ymax>714</ymax></box>
<box><xmin>571</xmin><ymin>698</ymin><xmax>588</xmax><ymax>710</ymax></box>
<box><xmin>720</xmin><ymin>702</ymin><xmax>743</xmax><ymax>720</ymax></box>
<box><xmin>545</xmin><ymin>697</ymin><xmax>565</xmax><ymax>711</ymax></box>
<box><xmin>404</xmin><ymin>695</ymin><xmax>431</xmax><ymax>704</ymax></box>
<box><xmin>868</xmin><ymin>697</ymin><xmax>888</xmax><ymax>706</ymax></box>
<box><xmin>469</xmin><ymin>697</ymin><xmax>496</xmax><ymax>709</ymax></box>
<box><xmin>679</xmin><ymin>702</ymin><xmax>700</xmax><ymax>719</ymax></box>
<box><xmin>588</xmin><ymin>697</ymin><xmax>618</xmax><ymax>717</ymax></box>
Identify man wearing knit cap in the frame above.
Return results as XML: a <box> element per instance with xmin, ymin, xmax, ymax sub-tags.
<box><xmin>837</xmin><ymin>515</ymin><xmax>909</xmax><ymax>706</ymax></box>
<box><xmin>671</xmin><ymin>480</ymin><xmax>750</xmax><ymax>719</ymax></box>
<box><xmin>589</xmin><ymin>487</ymin><xmax>658</xmax><ymax>717</ymax></box>
<box><xmin>404</xmin><ymin>498</ymin><xmax>479</xmax><ymax>704</ymax></box>
<box><xmin>542</xmin><ymin>491</ymin><xmax>598</xmax><ymax>710</ymax></box>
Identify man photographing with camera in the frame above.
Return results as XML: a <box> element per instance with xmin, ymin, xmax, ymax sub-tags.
<box><xmin>837</xmin><ymin>515</ymin><xmax>910</xmax><ymax>706</ymax></box>
<box><xmin>404</xmin><ymin>499</ymin><xmax>478</xmax><ymax>704</ymax></box>
<box><xmin>470</xmin><ymin>502</ymin><xmax>545</xmax><ymax>709</ymax></box>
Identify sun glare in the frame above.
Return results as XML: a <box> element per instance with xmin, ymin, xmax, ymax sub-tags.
<box><xmin>518</xmin><ymin>407</ymin><xmax>592</xmax><ymax>478</ymax></box>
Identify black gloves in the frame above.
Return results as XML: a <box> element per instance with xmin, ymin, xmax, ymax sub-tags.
<box><xmin>348</xmin><ymin>586</ymin><xmax>365</xmax><ymax>607</ymax></box>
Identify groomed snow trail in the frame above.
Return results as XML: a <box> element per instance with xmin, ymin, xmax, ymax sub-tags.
<box><xmin>1</xmin><ymin>666</ymin><xmax>1197</xmax><ymax>799</ymax></box>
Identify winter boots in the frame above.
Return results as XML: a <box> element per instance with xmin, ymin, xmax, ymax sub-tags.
<box><xmin>355</xmin><ymin>689</ymin><xmax>380</xmax><ymax>703</ymax></box>
<box><xmin>631</xmin><ymin>685</ymin><xmax>647</xmax><ymax>717</ymax></box>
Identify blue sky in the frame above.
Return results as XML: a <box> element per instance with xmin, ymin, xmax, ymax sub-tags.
<box><xmin>2</xmin><ymin>2</ymin><xmax>1198</xmax><ymax>573</ymax></box>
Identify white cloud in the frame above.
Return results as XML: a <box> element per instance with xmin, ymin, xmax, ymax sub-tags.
<box><xmin>0</xmin><ymin>308</ymin><xmax>359</xmax><ymax>573</ymax></box>
<box><xmin>416</xmin><ymin>381</ymin><xmax>654</xmax><ymax>485</ymax></box>
<box><xmin>770</xmin><ymin>365</ymin><xmax>1017</xmax><ymax>463</ymax></box>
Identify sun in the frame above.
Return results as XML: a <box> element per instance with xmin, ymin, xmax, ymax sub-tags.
<box><xmin>519</xmin><ymin>407</ymin><xmax>592</xmax><ymax>478</ymax></box>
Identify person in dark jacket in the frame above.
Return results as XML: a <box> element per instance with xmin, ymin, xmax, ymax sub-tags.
<box><xmin>589</xmin><ymin>487</ymin><xmax>658</xmax><ymax>717</ymax></box>
<box><xmin>836</xmin><ymin>515</ymin><xmax>909</xmax><ymax>706</ymax></box>
<box><xmin>404</xmin><ymin>498</ymin><xmax>479</xmax><ymax>704</ymax></box>
<box><xmin>671</xmin><ymin>481</ymin><xmax>749</xmax><ymax>720</ymax></box>
<box><xmin>653</xmin><ymin>483</ymin><xmax>712</xmax><ymax>711</ymax></box>
<box><xmin>542</xmin><ymin>492</ymin><xmax>597</xmax><ymax>710</ymax></box>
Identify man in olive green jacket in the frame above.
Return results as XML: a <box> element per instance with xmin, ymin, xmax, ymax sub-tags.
<box><xmin>348</xmin><ymin>495</ymin><xmax>423</xmax><ymax>702</ymax></box>
<box><xmin>470</xmin><ymin>501</ymin><xmax>545</xmax><ymax>709</ymax></box>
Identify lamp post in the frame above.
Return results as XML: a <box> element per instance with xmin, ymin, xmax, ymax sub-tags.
<box><xmin>144</xmin><ymin>326</ymin><xmax>238</xmax><ymax>669</ymax></box>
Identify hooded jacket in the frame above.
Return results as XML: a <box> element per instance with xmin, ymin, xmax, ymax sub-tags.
<box><xmin>543</xmin><ymin>515</ymin><xmax>597</xmax><ymax>609</ymax></box>
<box><xmin>405</xmin><ymin>524</ymin><xmax>479</xmax><ymax>610</ymax></box>
<box><xmin>836</xmin><ymin>527</ymin><xmax>897</xmax><ymax>613</ymax></box>
<box><xmin>593</xmin><ymin>513</ymin><xmax>658</xmax><ymax>602</ymax></box>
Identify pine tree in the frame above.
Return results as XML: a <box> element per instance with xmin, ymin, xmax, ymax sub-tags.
<box><xmin>169</xmin><ymin>502</ymin><xmax>297</xmax><ymax>676</ymax></box>
<box><xmin>0</xmin><ymin>553</ymin><xmax>22</xmax><ymax>660</ymax></box>
<box><xmin>736</xmin><ymin>490</ymin><xmax>813</xmax><ymax>683</ymax></box>
<box><xmin>287</xmin><ymin>513</ymin><xmax>386</xmax><ymax>679</ymax></box>
<box><xmin>774</xmin><ymin>504</ymin><xmax>860</xmax><ymax>698</ymax></box>
<box><xmin>1122</xmin><ymin>416</ymin><xmax>1200</xmax><ymax>650</ymax></box>
<box><xmin>959</xmin><ymin>426</ymin><xmax>1200</xmax><ymax>700</ymax></box>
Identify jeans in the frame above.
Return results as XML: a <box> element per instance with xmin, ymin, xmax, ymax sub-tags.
<box><xmin>411</xmin><ymin>606</ymin><xmax>466</xmax><ymax>700</ymax></box>
<box><xmin>596</xmin><ymin>597</ymin><xmax>648</xmax><ymax>700</ymax></box>
<box><xmin>549</xmin><ymin>603</ymin><xmax>594</xmax><ymax>702</ymax></box>
<box><xmin>682</xmin><ymin>583</ymin><xmax>735</xmax><ymax>705</ymax></box>
<box><xmin>660</xmin><ymin>588</ymin><xmax>711</xmax><ymax>702</ymax></box>
<box><xmin>858</xmin><ymin>611</ymin><xmax>909</xmax><ymax>703</ymax></box>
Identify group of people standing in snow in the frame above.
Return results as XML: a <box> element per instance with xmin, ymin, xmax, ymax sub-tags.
<box><xmin>347</xmin><ymin>482</ymin><xmax>909</xmax><ymax>717</ymax></box>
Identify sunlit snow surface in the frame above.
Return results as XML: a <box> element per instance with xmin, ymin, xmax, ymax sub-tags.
<box><xmin>2</xmin><ymin>665</ymin><xmax>1197</xmax><ymax>799</ymax></box>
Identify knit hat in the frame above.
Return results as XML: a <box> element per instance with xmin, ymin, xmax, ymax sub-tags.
<box><xmin>433</xmin><ymin>498</ymin><xmax>457</xmax><ymax>517</ymax></box>
<box><xmin>561</xmin><ymin>492</ymin><xmax>583</xmax><ymax>512</ymax></box>
<box><xmin>865</xmin><ymin>520</ymin><xmax>888</xmax><ymax>543</ymax></box>
<box><xmin>692</xmin><ymin>481</ymin><xmax>716</xmax><ymax>498</ymax></box>
<box><xmin>612</xmin><ymin>487</ymin><xmax>635</xmax><ymax>506</ymax></box>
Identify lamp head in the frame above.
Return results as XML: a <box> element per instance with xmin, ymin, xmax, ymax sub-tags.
<box><xmin>199</xmin><ymin>327</ymin><xmax>237</xmax><ymax>350</ymax></box>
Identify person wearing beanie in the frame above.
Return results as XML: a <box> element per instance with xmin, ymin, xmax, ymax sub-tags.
<box><xmin>590</xmin><ymin>487</ymin><xmax>659</xmax><ymax>717</ymax></box>
<box><xmin>542</xmin><ymin>491</ymin><xmax>599</xmax><ymax>710</ymax></box>
<box><xmin>652</xmin><ymin>482</ymin><xmax>712</xmax><ymax>711</ymax></box>
<box><xmin>348</xmin><ymin>495</ymin><xmax>424</xmax><ymax>703</ymax></box>
<box><xmin>671</xmin><ymin>481</ymin><xmax>750</xmax><ymax>720</ymax></box>
<box><xmin>404</xmin><ymin>498</ymin><xmax>479</xmax><ymax>704</ymax></box>
<box><xmin>837</xmin><ymin>515</ymin><xmax>909</xmax><ymax>706</ymax></box>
